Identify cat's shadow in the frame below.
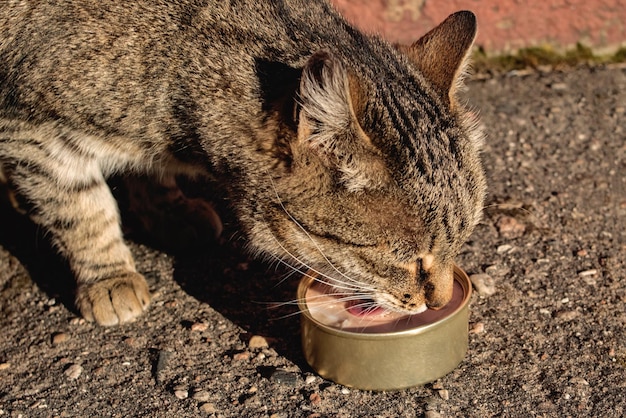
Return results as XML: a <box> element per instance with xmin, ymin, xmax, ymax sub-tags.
<box><xmin>171</xmin><ymin>238</ymin><xmax>306</xmax><ymax>366</ymax></box>
<box><xmin>0</xmin><ymin>193</ymin><xmax>307</xmax><ymax>368</ymax></box>
<box><xmin>0</xmin><ymin>196</ymin><xmax>77</xmax><ymax>310</ymax></box>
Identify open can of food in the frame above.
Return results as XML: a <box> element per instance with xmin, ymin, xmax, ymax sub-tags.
<box><xmin>297</xmin><ymin>265</ymin><xmax>472</xmax><ymax>390</ymax></box>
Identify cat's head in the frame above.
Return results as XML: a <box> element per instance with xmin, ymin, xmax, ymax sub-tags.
<box><xmin>256</xmin><ymin>11</ymin><xmax>485</xmax><ymax>313</ymax></box>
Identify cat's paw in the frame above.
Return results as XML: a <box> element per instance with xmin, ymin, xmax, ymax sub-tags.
<box><xmin>76</xmin><ymin>273</ymin><xmax>151</xmax><ymax>326</ymax></box>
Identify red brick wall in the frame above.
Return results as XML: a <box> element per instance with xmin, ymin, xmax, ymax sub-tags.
<box><xmin>331</xmin><ymin>0</ymin><xmax>626</xmax><ymax>55</ymax></box>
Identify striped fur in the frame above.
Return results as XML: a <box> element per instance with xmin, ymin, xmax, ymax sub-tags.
<box><xmin>0</xmin><ymin>1</ymin><xmax>485</xmax><ymax>325</ymax></box>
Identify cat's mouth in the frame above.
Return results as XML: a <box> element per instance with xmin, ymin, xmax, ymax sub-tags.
<box><xmin>345</xmin><ymin>297</ymin><xmax>428</xmax><ymax>317</ymax></box>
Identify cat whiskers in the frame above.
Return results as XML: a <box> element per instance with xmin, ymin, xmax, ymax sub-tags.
<box><xmin>266</xmin><ymin>176</ymin><xmax>375</xmax><ymax>294</ymax></box>
<box><xmin>261</xmin><ymin>223</ymin><xmax>372</xmax><ymax>294</ymax></box>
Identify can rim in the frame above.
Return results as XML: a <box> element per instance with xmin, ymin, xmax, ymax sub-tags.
<box><xmin>297</xmin><ymin>264</ymin><xmax>472</xmax><ymax>340</ymax></box>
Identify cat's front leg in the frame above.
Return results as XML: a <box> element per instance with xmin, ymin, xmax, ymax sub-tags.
<box><xmin>0</xmin><ymin>130</ymin><xmax>150</xmax><ymax>326</ymax></box>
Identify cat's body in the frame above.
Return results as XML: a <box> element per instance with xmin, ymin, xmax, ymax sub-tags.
<box><xmin>0</xmin><ymin>0</ymin><xmax>486</xmax><ymax>326</ymax></box>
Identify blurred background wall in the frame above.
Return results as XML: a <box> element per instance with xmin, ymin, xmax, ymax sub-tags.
<box><xmin>331</xmin><ymin>0</ymin><xmax>626</xmax><ymax>55</ymax></box>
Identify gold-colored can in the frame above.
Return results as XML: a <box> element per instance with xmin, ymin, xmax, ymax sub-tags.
<box><xmin>297</xmin><ymin>265</ymin><xmax>472</xmax><ymax>390</ymax></box>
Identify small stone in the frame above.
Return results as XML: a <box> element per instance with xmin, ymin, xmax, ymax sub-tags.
<box><xmin>199</xmin><ymin>402</ymin><xmax>217</xmax><ymax>413</ymax></box>
<box><xmin>496</xmin><ymin>244</ymin><xmax>513</xmax><ymax>253</ymax></box>
<box><xmin>248</xmin><ymin>335</ymin><xmax>269</xmax><ymax>349</ymax></box>
<box><xmin>174</xmin><ymin>387</ymin><xmax>189</xmax><ymax>400</ymax></box>
<box><xmin>64</xmin><ymin>364</ymin><xmax>83</xmax><ymax>380</ymax></box>
<box><xmin>309</xmin><ymin>393</ymin><xmax>322</xmax><ymax>405</ymax></box>
<box><xmin>470</xmin><ymin>322</ymin><xmax>485</xmax><ymax>334</ymax></box>
<box><xmin>577</xmin><ymin>269</ymin><xmax>597</xmax><ymax>277</ymax></box>
<box><xmin>305</xmin><ymin>375</ymin><xmax>317</xmax><ymax>385</ymax></box>
<box><xmin>569</xmin><ymin>377</ymin><xmax>589</xmax><ymax>386</ymax></box>
<box><xmin>270</xmin><ymin>369</ymin><xmax>298</xmax><ymax>386</ymax></box>
<box><xmin>425</xmin><ymin>410</ymin><xmax>442</xmax><ymax>418</ymax></box>
<box><xmin>550</xmin><ymin>82</ymin><xmax>568</xmax><ymax>91</ymax></box>
<box><xmin>52</xmin><ymin>332</ymin><xmax>69</xmax><ymax>346</ymax></box>
<box><xmin>233</xmin><ymin>351</ymin><xmax>251</xmax><ymax>361</ymax></box>
<box><xmin>191</xmin><ymin>322</ymin><xmax>209</xmax><ymax>332</ymax></box>
<box><xmin>424</xmin><ymin>396</ymin><xmax>439</xmax><ymax>411</ymax></box>
<box><xmin>340</xmin><ymin>387</ymin><xmax>350</xmax><ymax>394</ymax></box>
<box><xmin>576</xmin><ymin>249</ymin><xmax>588</xmax><ymax>257</ymax></box>
<box><xmin>438</xmin><ymin>389</ymin><xmax>449</xmax><ymax>400</ymax></box>
<box><xmin>555</xmin><ymin>310</ymin><xmax>580</xmax><ymax>321</ymax></box>
<box><xmin>470</xmin><ymin>274</ymin><xmax>496</xmax><ymax>296</ymax></box>
<box><xmin>431</xmin><ymin>382</ymin><xmax>444</xmax><ymax>390</ymax></box>
<box><xmin>192</xmin><ymin>390</ymin><xmax>211</xmax><ymax>402</ymax></box>
<box><xmin>496</xmin><ymin>216</ymin><xmax>526</xmax><ymax>238</ymax></box>
<box><xmin>154</xmin><ymin>350</ymin><xmax>172</xmax><ymax>383</ymax></box>
<box><xmin>0</xmin><ymin>362</ymin><xmax>10</xmax><ymax>371</ymax></box>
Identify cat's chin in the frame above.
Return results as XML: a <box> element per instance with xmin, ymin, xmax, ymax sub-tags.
<box><xmin>345</xmin><ymin>298</ymin><xmax>428</xmax><ymax>317</ymax></box>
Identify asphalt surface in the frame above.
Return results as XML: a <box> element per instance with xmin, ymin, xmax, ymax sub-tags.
<box><xmin>1</xmin><ymin>64</ymin><xmax>625</xmax><ymax>417</ymax></box>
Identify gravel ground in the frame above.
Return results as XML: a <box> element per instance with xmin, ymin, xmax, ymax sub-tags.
<box><xmin>1</xmin><ymin>65</ymin><xmax>625</xmax><ymax>417</ymax></box>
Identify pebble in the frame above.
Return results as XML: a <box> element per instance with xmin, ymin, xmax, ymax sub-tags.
<box><xmin>270</xmin><ymin>369</ymin><xmax>299</xmax><ymax>386</ymax></box>
<box><xmin>305</xmin><ymin>375</ymin><xmax>317</xmax><ymax>385</ymax></box>
<box><xmin>199</xmin><ymin>402</ymin><xmax>217</xmax><ymax>413</ymax></box>
<box><xmin>438</xmin><ymin>389</ymin><xmax>449</xmax><ymax>400</ymax></box>
<box><xmin>154</xmin><ymin>350</ymin><xmax>172</xmax><ymax>383</ymax></box>
<box><xmin>431</xmin><ymin>382</ymin><xmax>444</xmax><ymax>390</ymax></box>
<box><xmin>64</xmin><ymin>364</ymin><xmax>83</xmax><ymax>380</ymax></box>
<box><xmin>496</xmin><ymin>244</ymin><xmax>513</xmax><ymax>254</ymax></box>
<box><xmin>0</xmin><ymin>362</ymin><xmax>10</xmax><ymax>371</ymax></box>
<box><xmin>174</xmin><ymin>386</ymin><xmax>189</xmax><ymax>400</ymax></box>
<box><xmin>424</xmin><ymin>410</ymin><xmax>442</xmax><ymax>418</ymax></box>
<box><xmin>248</xmin><ymin>335</ymin><xmax>269</xmax><ymax>349</ymax></box>
<box><xmin>309</xmin><ymin>393</ymin><xmax>322</xmax><ymax>405</ymax></box>
<box><xmin>192</xmin><ymin>390</ymin><xmax>211</xmax><ymax>402</ymax></box>
<box><xmin>470</xmin><ymin>274</ymin><xmax>496</xmax><ymax>296</ymax></box>
<box><xmin>577</xmin><ymin>269</ymin><xmax>597</xmax><ymax>277</ymax></box>
<box><xmin>52</xmin><ymin>332</ymin><xmax>69</xmax><ymax>346</ymax></box>
<box><xmin>233</xmin><ymin>351</ymin><xmax>251</xmax><ymax>361</ymax></box>
<box><xmin>340</xmin><ymin>388</ymin><xmax>350</xmax><ymax>394</ymax></box>
<box><xmin>555</xmin><ymin>310</ymin><xmax>581</xmax><ymax>321</ymax></box>
<box><xmin>550</xmin><ymin>82</ymin><xmax>568</xmax><ymax>91</ymax></box>
<box><xmin>496</xmin><ymin>216</ymin><xmax>526</xmax><ymax>238</ymax></box>
<box><xmin>470</xmin><ymin>322</ymin><xmax>485</xmax><ymax>334</ymax></box>
<box><xmin>191</xmin><ymin>322</ymin><xmax>209</xmax><ymax>332</ymax></box>
<box><xmin>569</xmin><ymin>377</ymin><xmax>589</xmax><ymax>386</ymax></box>
<box><xmin>122</xmin><ymin>337</ymin><xmax>137</xmax><ymax>347</ymax></box>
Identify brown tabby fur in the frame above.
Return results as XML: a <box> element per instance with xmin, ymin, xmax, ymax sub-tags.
<box><xmin>0</xmin><ymin>0</ymin><xmax>486</xmax><ymax>326</ymax></box>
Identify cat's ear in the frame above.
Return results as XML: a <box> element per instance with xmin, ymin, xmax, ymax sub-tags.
<box><xmin>296</xmin><ymin>51</ymin><xmax>389</xmax><ymax>191</ymax></box>
<box><xmin>296</xmin><ymin>50</ymin><xmax>355</xmax><ymax>152</ymax></box>
<box><xmin>400</xmin><ymin>11</ymin><xmax>477</xmax><ymax>106</ymax></box>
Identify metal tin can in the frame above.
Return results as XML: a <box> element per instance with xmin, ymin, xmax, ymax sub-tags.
<box><xmin>298</xmin><ymin>265</ymin><xmax>472</xmax><ymax>390</ymax></box>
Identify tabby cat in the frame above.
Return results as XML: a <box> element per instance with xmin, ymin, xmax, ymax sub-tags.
<box><xmin>0</xmin><ymin>0</ymin><xmax>486</xmax><ymax>326</ymax></box>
